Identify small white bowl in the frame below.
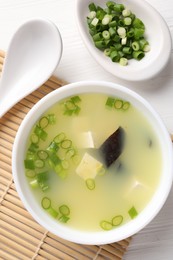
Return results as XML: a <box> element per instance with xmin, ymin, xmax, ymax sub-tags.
<box><xmin>75</xmin><ymin>0</ymin><xmax>172</xmax><ymax>81</ymax></box>
<box><xmin>12</xmin><ymin>81</ymin><xmax>173</xmax><ymax>245</ymax></box>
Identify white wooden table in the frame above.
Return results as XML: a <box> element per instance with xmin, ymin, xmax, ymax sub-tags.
<box><xmin>0</xmin><ymin>0</ymin><xmax>172</xmax><ymax>259</ymax></box>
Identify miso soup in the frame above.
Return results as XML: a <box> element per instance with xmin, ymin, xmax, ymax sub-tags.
<box><xmin>24</xmin><ymin>93</ymin><xmax>162</xmax><ymax>231</ymax></box>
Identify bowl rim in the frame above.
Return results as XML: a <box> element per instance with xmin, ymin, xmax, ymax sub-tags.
<box><xmin>12</xmin><ymin>80</ymin><xmax>173</xmax><ymax>245</ymax></box>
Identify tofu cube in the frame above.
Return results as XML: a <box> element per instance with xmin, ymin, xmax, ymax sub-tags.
<box><xmin>76</xmin><ymin>152</ymin><xmax>103</xmax><ymax>180</ymax></box>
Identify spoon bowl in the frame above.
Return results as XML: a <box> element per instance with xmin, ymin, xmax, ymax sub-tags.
<box><xmin>0</xmin><ymin>18</ymin><xmax>62</xmax><ymax>117</ymax></box>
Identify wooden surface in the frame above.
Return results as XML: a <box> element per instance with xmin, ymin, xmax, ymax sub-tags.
<box><xmin>0</xmin><ymin>1</ymin><xmax>173</xmax><ymax>259</ymax></box>
<box><xmin>0</xmin><ymin>50</ymin><xmax>132</xmax><ymax>260</ymax></box>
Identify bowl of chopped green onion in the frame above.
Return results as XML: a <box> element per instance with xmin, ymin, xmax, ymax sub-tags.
<box><xmin>75</xmin><ymin>0</ymin><xmax>172</xmax><ymax>81</ymax></box>
<box><xmin>12</xmin><ymin>80</ymin><xmax>173</xmax><ymax>245</ymax></box>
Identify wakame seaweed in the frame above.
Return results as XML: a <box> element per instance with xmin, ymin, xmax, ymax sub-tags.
<box><xmin>99</xmin><ymin>127</ymin><xmax>125</xmax><ymax>167</ymax></box>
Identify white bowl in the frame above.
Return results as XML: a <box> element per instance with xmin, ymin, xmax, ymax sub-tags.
<box><xmin>75</xmin><ymin>0</ymin><xmax>172</xmax><ymax>81</ymax></box>
<box><xmin>12</xmin><ymin>81</ymin><xmax>173</xmax><ymax>245</ymax></box>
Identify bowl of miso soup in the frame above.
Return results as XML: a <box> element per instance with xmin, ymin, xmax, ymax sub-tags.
<box><xmin>12</xmin><ymin>81</ymin><xmax>173</xmax><ymax>245</ymax></box>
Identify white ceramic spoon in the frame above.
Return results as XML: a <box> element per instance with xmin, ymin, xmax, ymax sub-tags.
<box><xmin>0</xmin><ymin>18</ymin><xmax>62</xmax><ymax>118</ymax></box>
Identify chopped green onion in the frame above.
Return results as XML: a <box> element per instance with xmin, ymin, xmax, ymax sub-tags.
<box><xmin>25</xmin><ymin>169</ymin><xmax>36</xmax><ymax>178</ymax></box>
<box><xmin>39</xmin><ymin>116</ymin><xmax>49</xmax><ymax>129</ymax></box>
<box><xmin>46</xmin><ymin>141</ymin><xmax>59</xmax><ymax>153</ymax></box>
<box><xmin>102</xmin><ymin>30</ymin><xmax>110</xmax><ymax>40</ymax></box>
<box><xmin>85</xmin><ymin>178</ymin><xmax>95</xmax><ymax>190</ymax></box>
<box><xmin>110</xmin><ymin>50</ymin><xmax>120</xmax><ymax>62</ymax></box>
<box><xmin>122</xmin><ymin>101</ymin><xmax>130</xmax><ymax>110</ymax></box>
<box><xmin>37</xmin><ymin>150</ymin><xmax>49</xmax><ymax>160</ymax></box>
<box><xmin>124</xmin><ymin>17</ymin><xmax>132</xmax><ymax>26</ymax></box>
<box><xmin>30</xmin><ymin>133</ymin><xmax>39</xmax><ymax>144</ymax></box>
<box><xmin>72</xmin><ymin>154</ymin><xmax>81</xmax><ymax>165</ymax></box>
<box><xmin>71</xmin><ymin>96</ymin><xmax>81</xmax><ymax>103</ymax></box>
<box><xmin>100</xmin><ymin>220</ymin><xmax>113</xmax><ymax>231</ymax></box>
<box><xmin>86</xmin><ymin>1</ymin><xmax>149</xmax><ymax>65</ymax></box>
<box><xmin>114</xmin><ymin>99</ymin><xmax>123</xmax><ymax>109</ymax></box>
<box><xmin>132</xmin><ymin>41</ymin><xmax>140</xmax><ymax>51</ymax></box>
<box><xmin>34</xmin><ymin>125</ymin><xmax>47</xmax><ymax>141</ymax></box>
<box><xmin>133</xmin><ymin>51</ymin><xmax>145</xmax><ymax>60</ymax></box>
<box><xmin>93</xmin><ymin>32</ymin><xmax>102</xmax><ymax>41</ymax></box>
<box><xmin>29</xmin><ymin>179</ymin><xmax>39</xmax><ymax>188</ymax></box>
<box><xmin>66</xmin><ymin>149</ymin><xmax>75</xmax><ymax>159</ymax></box>
<box><xmin>54</xmin><ymin>132</ymin><xmax>66</xmax><ymax>144</ymax></box>
<box><xmin>61</xmin><ymin>160</ymin><xmax>69</xmax><ymax>169</ymax></box>
<box><xmin>122</xmin><ymin>47</ymin><xmax>132</xmax><ymax>54</ymax></box>
<box><xmin>106</xmin><ymin>97</ymin><xmax>115</xmax><ymax>107</ymax></box>
<box><xmin>49</xmin><ymin>153</ymin><xmax>61</xmax><ymax>167</ymax></box>
<box><xmin>34</xmin><ymin>159</ymin><xmax>45</xmax><ymax>168</ymax></box>
<box><xmin>88</xmin><ymin>11</ymin><xmax>96</xmax><ymax>19</ymax></box>
<box><xmin>133</xmin><ymin>18</ymin><xmax>145</xmax><ymax>29</ymax></box>
<box><xmin>104</xmin><ymin>48</ymin><xmax>111</xmax><ymax>56</ymax></box>
<box><xmin>61</xmin><ymin>139</ymin><xmax>72</xmax><ymax>149</ymax></box>
<box><xmin>113</xmin><ymin>3</ymin><xmax>124</xmax><ymax>12</ymax></box>
<box><xmin>128</xmin><ymin>206</ymin><xmax>138</xmax><ymax>219</ymax></box>
<box><xmin>119</xmin><ymin>57</ymin><xmax>128</xmax><ymax>66</ymax></box>
<box><xmin>37</xmin><ymin>171</ymin><xmax>48</xmax><ymax>183</ymax></box>
<box><xmin>47</xmin><ymin>207</ymin><xmax>59</xmax><ymax>218</ymax></box>
<box><xmin>47</xmin><ymin>114</ymin><xmax>56</xmax><ymax>124</ymax></box>
<box><xmin>112</xmin><ymin>215</ymin><xmax>123</xmax><ymax>226</ymax></box>
<box><xmin>117</xmin><ymin>27</ymin><xmax>126</xmax><ymax>37</ymax></box>
<box><xmin>28</xmin><ymin>143</ymin><xmax>39</xmax><ymax>153</ymax></box>
<box><xmin>59</xmin><ymin>205</ymin><xmax>70</xmax><ymax>216</ymax></box>
<box><xmin>24</xmin><ymin>159</ymin><xmax>35</xmax><ymax>170</ymax></box>
<box><xmin>143</xmin><ymin>44</ymin><xmax>150</xmax><ymax>52</ymax></box>
<box><xmin>91</xmin><ymin>17</ymin><xmax>99</xmax><ymax>26</ymax></box>
<box><xmin>65</xmin><ymin>100</ymin><xmax>76</xmax><ymax>111</ymax></box>
<box><xmin>122</xmin><ymin>9</ymin><xmax>131</xmax><ymax>17</ymax></box>
<box><xmin>59</xmin><ymin>215</ymin><xmax>70</xmax><ymax>223</ymax></box>
<box><xmin>89</xmin><ymin>2</ymin><xmax>97</xmax><ymax>12</ymax></box>
<box><xmin>41</xmin><ymin>197</ymin><xmax>51</xmax><ymax>209</ymax></box>
<box><xmin>121</xmin><ymin>37</ymin><xmax>127</xmax><ymax>45</ymax></box>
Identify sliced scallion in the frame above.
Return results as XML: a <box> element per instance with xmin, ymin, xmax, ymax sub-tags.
<box><xmin>30</xmin><ymin>133</ymin><xmax>39</xmax><ymax>144</ymax></box>
<box><xmin>39</xmin><ymin>116</ymin><xmax>49</xmax><ymax>129</ymax></box>
<box><xmin>29</xmin><ymin>179</ymin><xmax>38</xmax><ymax>188</ymax></box>
<box><xmin>61</xmin><ymin>139</ymin><xmax>72</xmax><ymax>149</ymax></box>
<box><xmin>41</xmin><ymin>197</ymin><xmax>51</xmax><ymax>209</ymax></box>
<box><xmin>25</xmin><ymin>169</ymin><xmax>36</xmax><ymax>178</ymax></box>
<box><xmin>112</xmin><ymin>215</ymin><xmax>123</xmax><ymax>226</ymax></box>
<box><xmin>34</xmin><ymin>159</ymin><xmax>45</xmax><ymax>168</ymax></box>
<box><xmin>100</xmin><ymin>220</ymin><xmax>113</xmax><ymax>231</ymax></box>
<box><xmin>59</xmin><ymin>205</ymin><xmax>70</xmax><ymax>216</ymax></box>
<box><xmin>114</xmin><ymin>99</ymin><xmax>123</xmax><ymax>109</ymax></box>
<box><xmin>86</xmin><ymin>1</ymin><xmax>149</xmax><ymax>65</ymax></box>
<box><xmin>24</xmin><ymin>159</ymin><xmax>35</xmax><ymax>170</ymax></box>
<box><xmin>85</xmin><ymin>178</ymin><xmax>95</xmax><ymax>190</ymax></box>
<box><xmin>106</xmin><ymin>97</ymin><xmax>115</xmax><ymax>107</ymax></box>
<box><xmin>59</xmin><ymin>215</ymin><xmax>70</xmax><ymax>223</ymax></box>
<box><xmin>54</xmin><ymin>132</ymin><xmax>66</xmax><ymax>144</ymax></box>
<box><xmin>122</xmin><ymin>101</ymin><xmax>130</xmax><ymax>110</ymax></box>
<box><xmin>128</xmin><ymin>206</ymin><xmax>138</xmax><ymax>219</ymax></box>
<box><xmin>37</xmin><ymin>150</ymin><xmax>49</xmax><ymax>160</ymax></box>
<box><xmin>47</xmin><ymin>206</ymin><xmax>59</xmax><ymax>218</ymax></box>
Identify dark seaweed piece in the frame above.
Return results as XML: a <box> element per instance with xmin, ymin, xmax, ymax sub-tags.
<box><xmin>99</xmin><ymin>127</ymin><xmax>125</xmax><ymax>167</ymax></box>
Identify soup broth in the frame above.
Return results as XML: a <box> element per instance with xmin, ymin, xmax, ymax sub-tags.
<box><xmin>24</xmin><ymin>93</ymin><xmax>162</xmax><ymax>231</ymax></box>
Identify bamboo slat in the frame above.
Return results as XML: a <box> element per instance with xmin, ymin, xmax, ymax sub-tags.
<box><xmin>0</xmin><ymin>49</ymin><xmax>131</xmax><ymax>260</ymax></box>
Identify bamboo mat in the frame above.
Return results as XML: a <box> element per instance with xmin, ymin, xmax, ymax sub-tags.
<box><xmin>0</xmin><ymin>49</ymin><xmax>132</xmax><ymax>260</ymax></box>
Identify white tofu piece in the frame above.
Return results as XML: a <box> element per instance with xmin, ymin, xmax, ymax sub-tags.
<box><xmin>76</xmin><ymin>152</ymin><xmax>103</xmax><ymax>180</ymax></box>
<box><xmin>77</xmin><ymin>131</ymin><xmax>95</xmax><ymax>148</ymax></box>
